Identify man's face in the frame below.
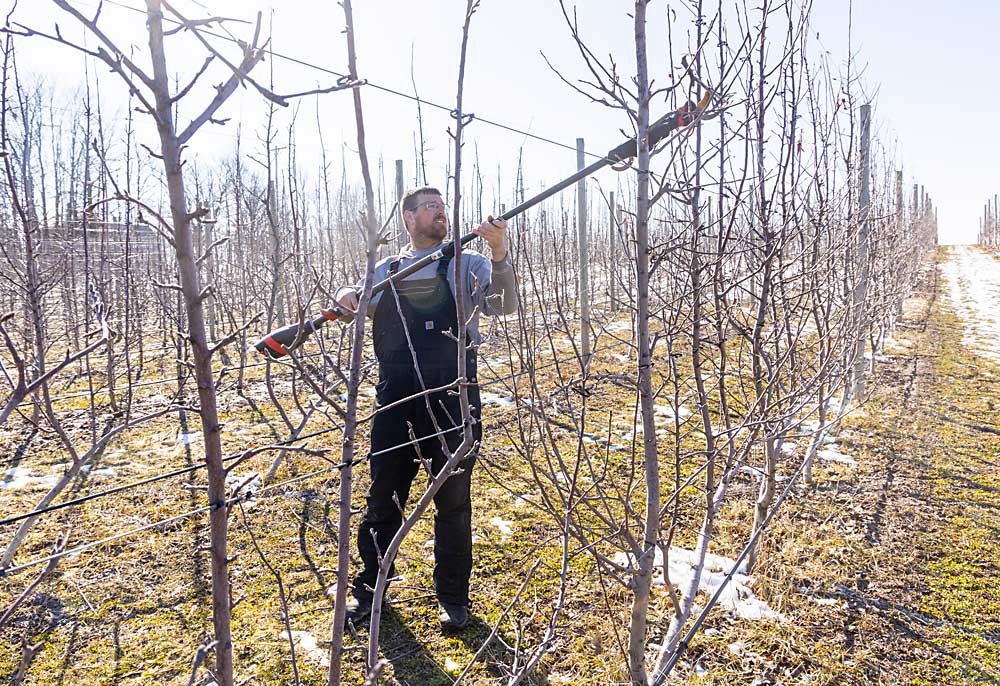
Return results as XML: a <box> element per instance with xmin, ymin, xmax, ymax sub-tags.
<box><xmin>405</xmin><ymin>193</ymin><xmax>449</xmax><ymax>245</ymax></box>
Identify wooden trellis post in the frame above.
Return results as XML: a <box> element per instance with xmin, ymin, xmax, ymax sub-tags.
<box><xmin>852</xmin><ymin>103</ymin><xmax>872</xmax><ymax>398</ymax></box>
<box><xmin>576</xmin><ymin>137</ymin><xmax>591</xmax><ymax>367</ymax></box>
<box><xmin>609</xmin><ymin>190</ymin><xmax>616</xmax><ymax>310</ymax></box>
<box><xmin>394</xmin><ymin>159</ymin><xmax>404</xmax><ymax>250</ymax></box>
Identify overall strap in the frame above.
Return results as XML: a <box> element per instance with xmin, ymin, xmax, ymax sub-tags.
<box><xmin>436</xmin><ymin>256</ymin><xmax>452</xmax><ymax>281</ymax></box>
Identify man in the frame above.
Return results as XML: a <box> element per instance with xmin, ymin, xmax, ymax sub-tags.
<box><xmin>335</xmin><ymin>186</ymin><xmax>518</xmax><ymax>630</ymax></box>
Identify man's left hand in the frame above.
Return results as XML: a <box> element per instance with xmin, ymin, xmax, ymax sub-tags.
<box><xmin>474</xmin><ymin>215</ymin><xmax>508</xmax><ymax>262</ymax></box>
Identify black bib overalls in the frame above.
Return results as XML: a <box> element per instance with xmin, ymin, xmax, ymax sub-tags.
<box><xmin>354</xmin><ymin>257</ymin><xmax>482</xmax><ymax>608</ymax></box>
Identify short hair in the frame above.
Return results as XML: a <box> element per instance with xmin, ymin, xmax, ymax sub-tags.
<box><xmin>400</xmin><ymin>185</ymin><xmax>443</xmax><ymax>216</ymax></box>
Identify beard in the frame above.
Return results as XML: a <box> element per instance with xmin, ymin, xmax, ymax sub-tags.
<box><xmin>431</xmin><ymin>215</ymin><xmax>448</xmax><ymax>238</ymax></box>
<box><xmin>416</xmin><ymin>214</ymin><xmax>449</xmax><ymax>242</ymax></box>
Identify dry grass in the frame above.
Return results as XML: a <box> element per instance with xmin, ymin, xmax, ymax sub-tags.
<box><xmin>3</xmin><ymin>250</ymin><xmax>1000</xmax><ymax>685</ymax></box>
<box><xmin>683</xmin><ymin>250</ymin><xmax>1000</xmax><ymax>685</ymax></box>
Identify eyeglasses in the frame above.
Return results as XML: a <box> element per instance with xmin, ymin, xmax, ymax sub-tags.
<box><xmin>411</xmin><ymin>200</ymin><xmax>448</xmax><ymax>212</ymax></box>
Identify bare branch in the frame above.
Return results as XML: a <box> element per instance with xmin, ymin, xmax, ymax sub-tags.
<box><xmin>171</xmin><ymin>54</ymin><xmax>215</xmax><ymax>103</ymax></box>
<box><xmin>0</xmin><ymin>531</ymin><xmax>68</xmax><ymax>629</ymax></box>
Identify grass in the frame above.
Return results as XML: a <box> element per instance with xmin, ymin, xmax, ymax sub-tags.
<box><xmin>3</xmin><ymin>248</ymin><xmax>1000</xmax><ymax>684</ymax></box>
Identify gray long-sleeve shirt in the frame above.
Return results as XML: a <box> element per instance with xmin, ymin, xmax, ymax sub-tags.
<box><xmin>346</xmin><ymin>245</ymin><xmax>518</xmax><ymax>345</ymax></box>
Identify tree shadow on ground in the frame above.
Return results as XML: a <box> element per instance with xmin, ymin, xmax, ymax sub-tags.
<box><xmin>877</xmin><ymin>607</ymin><xmax>1000</xmax><ymax>684</ymax></box>
<box><xmin>863</xmin><ymin>445</ymin><xmax>899</xmax><ymax>545</ymax></box>
<box><xmin>0</xmin><ymin>592</ymin><xmax>65</xmax><ymax>684</ymax></box>
<box><xmin>451</xmin><ymin>612</ymin><xmax>551</xmax><ymax>685</ymax></box>
<box><xmin>932</xmin><ymin>467</ymin><xmax>1000</xmax><ymax>495</ymax></box>
<box><xmin>349</xmin><ymin>604</ymin><xmax>550</xmax><ymax>685</ymax></box>
<box><xmin>66</xmin><ymin>416</ymin><xmax>116</xmax><ymax>497</ymax></box>
<box><xmin>4</xmin><ymin>428</ymin><xmax>38</xmax><ymax>472</ymax></box>
<box><xmin>234</xmin><ymin>389</ymin><xmax>281</xmax><ymax>441</ymax></box>
<box><xmin>294</xmin><ymin>489</ymin><xmax>334</xmax><ymax>597</ymax></box>
<box><xmin>947</xmin><ymin>448</ymin><xmax>1000</xmax><ymax>469</ymax></box>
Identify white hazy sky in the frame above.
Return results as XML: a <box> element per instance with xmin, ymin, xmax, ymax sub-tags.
<box><xmin>8</xmin><ymin>0</ymin><xmax>999</xmax><ymax>243</ymax></box>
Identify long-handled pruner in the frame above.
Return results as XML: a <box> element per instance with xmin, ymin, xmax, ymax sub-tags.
<box><xmin>253</xmin><ymin>91</ymin><xmax>713</xmax><ymax>358</ymax></box>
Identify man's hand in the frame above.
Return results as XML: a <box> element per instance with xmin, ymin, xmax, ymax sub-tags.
<box><xmin>473</xmin><ymin>215</ymin><xmax>508</xmax><ymax>262</ymax></box>
<box><xmin>335</xmin><ymin>287</ymin><xmax>359</xmax><ymax>322</ymax></box>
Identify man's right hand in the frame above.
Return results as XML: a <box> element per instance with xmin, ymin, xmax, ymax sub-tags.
<box><xmin>335</xmin><ymin>288</ymin><xmax>359</xmax><ymax>320</ymax></box>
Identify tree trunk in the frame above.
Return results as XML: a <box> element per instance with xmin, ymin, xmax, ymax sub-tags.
<box><xmin>627</xmin><ymin>3</ymin><xmax>660</xmax><ymax>684</ymax></box>
<box><xmin>144</xmin><ymin>2</ymin><xmax>233</xmax><ymax>683</ymax></box>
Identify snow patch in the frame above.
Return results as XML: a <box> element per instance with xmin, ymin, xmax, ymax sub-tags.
<box><xmin>0</xmin><ymin>467</ymin><xmax>57</xmax><ymax>490</ymax></box>
<box><xmin>817</xmin><ymin>447</ymin><xmax>857</xmax><ymax>466</ymax></box>
<box><xmin>941</xmin><ymin>246</ymin><xmax>1000</xmax><ymax>365</ymax></box>
<box><xmin>811</xmin><ymin>596</ymin><xmax>840</xmax><ymax>607</ymax></box>
<box><xmin>620</xmin><ymin>427</ymin><xmax>643</xmax><ymax>442</ymax></box>
<box><xmin>514</xmin><ymin>493</ymin><xmax>537</xmax><ymax>510</ymax></box>
<box><xmin>285</xmin><ymin>631</ymin><xmax>329</xmax><ymax>667</ymax></box>
<box><xmin>225</xmin><ymin>472</ymin><xmax>262</xmax><ymax>507</ymax></box>
<box><xmin>612</xmin><ymin>546</ymin><xmax>783</xmax><ymax>622</ymax></box>
<box><xmin>654</xmin><ymin>404</ymin><xmax>692</xmax><ymax>419</ymax></box>
<box><xmin>480</xmin><ymin>391</ymin><xmax>516</xmax><ymax>408</ymax></box>
<box><xmin>490</xmin><ymin>516</ymin><xmax>514</xmax><ymax>537</ymax></box>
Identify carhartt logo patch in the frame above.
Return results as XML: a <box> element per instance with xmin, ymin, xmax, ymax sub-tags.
<box><xmin>425</xmin><ymin>320</ymin><xmax>434</xmax><ymax>330</ymax></box>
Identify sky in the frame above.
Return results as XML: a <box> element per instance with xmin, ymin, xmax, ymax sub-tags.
<box><xmin>6</xmin><ymin>0</ymin><xmax>999</xmax><ymax>244</ymax></box>
<box><xmin>808</xmin><ymin>0</ymin><xmax>1000</xmax><ymax>244</ymax></box>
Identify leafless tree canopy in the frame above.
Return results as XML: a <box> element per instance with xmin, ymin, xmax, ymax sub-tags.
<box><xmin>0</xmin><ymin>2</ymin><xmax>938</xmax><ymax>685</ymax></box>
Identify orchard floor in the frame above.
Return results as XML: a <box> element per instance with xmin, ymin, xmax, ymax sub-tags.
<box><xmin>692</xmin><ymin>245</ymin><xmax>1000</xmax><ymax>685</ymax></box>
<box><xmin>2</xmin><ymin>245</ymin><xmax>1000</xmax><ymax>686</ymax></box>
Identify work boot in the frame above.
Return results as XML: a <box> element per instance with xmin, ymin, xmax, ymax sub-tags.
<box><xmin>344</xmin><ymin>595</ymin><xmax>372</xmax><ymax>629</ymax></box>
<box><xmin>438</xmin><ymin>601</ymin><xmax>470</xmax><ymax>631</ymax></box>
